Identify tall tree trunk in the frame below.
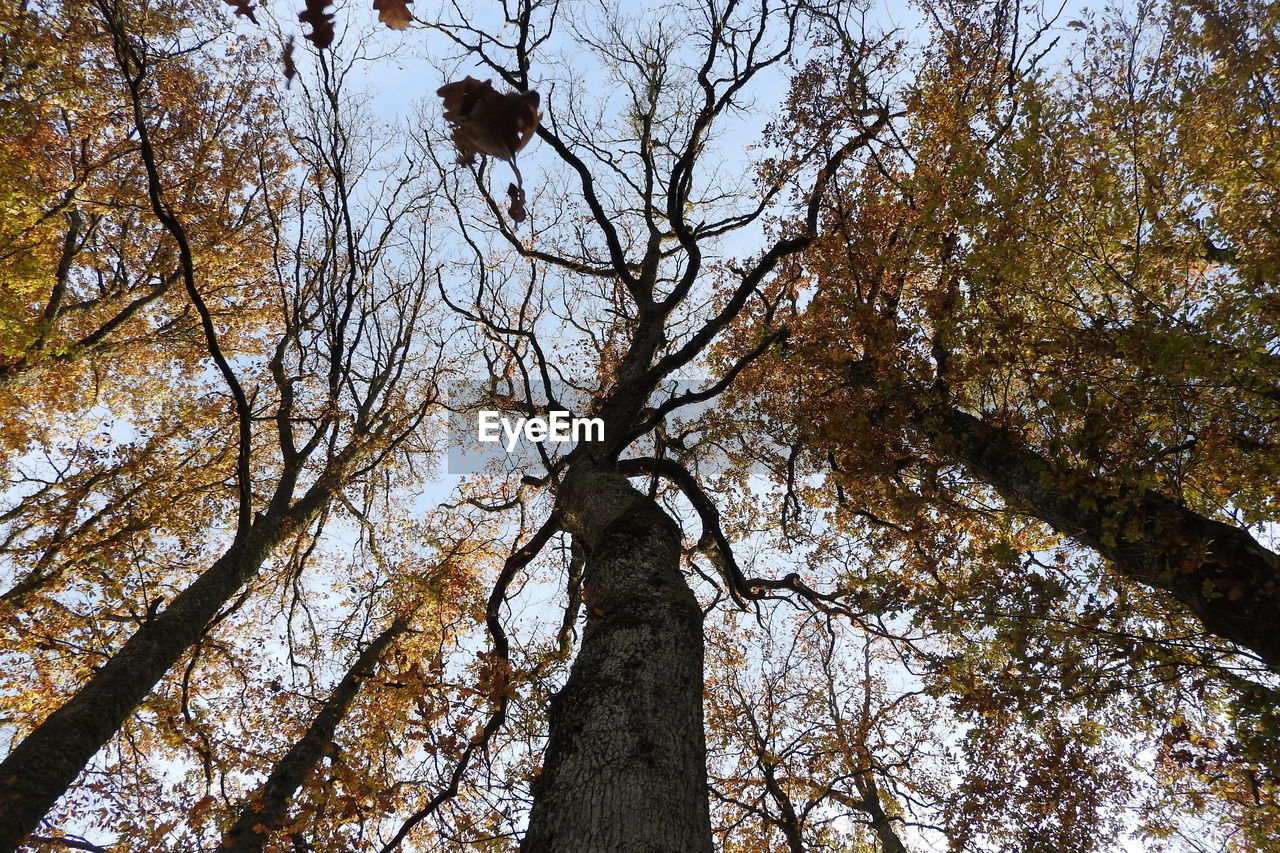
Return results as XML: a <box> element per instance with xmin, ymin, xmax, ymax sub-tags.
<box><xmin>0</xmin><ymin>485</ymin><xmax>332</xmax><ymax>850</ymax></box>
<box><xmin>917</xmin><ymin>404</ymin><xmax>1280</xmax><ymax>670</ymax></box>
<box><xmin>853</xmin><ymin>774</ymin><xmax>908</xmax><ymax>853</ymax></box>
<box><xmin>521</xmin><ymin>464</ymin><xmax>713</xmax><ymax>853</ymax></box>
<box><xmin>219</xmin><ymin>615</ymin><xmax>410</xmax><ymax>853</ymax></box>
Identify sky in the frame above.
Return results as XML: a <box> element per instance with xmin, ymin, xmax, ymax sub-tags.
<box><xmin>4</xmin><ymin>0</ymin><xmax>1250</xmax><ymax>849</ymax></box>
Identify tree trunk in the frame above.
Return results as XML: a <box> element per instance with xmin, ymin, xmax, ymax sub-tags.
<box><xmin>853</xmin><ymin>774</ymin><xmax>908</xmax><ymax>853</ymax></box>
<box><xmin>918</xmin><ymin>404</ymin><xmax>1280</xmax><ymax>670</ymax></box>
<box><xmin>521</xmin><ymin>464</ymin><xmax>713</xmax><ymax>853</ymax></box>
<box><xmin>219</xmin><ymin>616</ymin><xmax>410</xmax><ymax>853</ymax></box>
<box><xmin>0</xmin><ymin>485</ymin><xmax>332</xmax><ymax>850</ymax></box>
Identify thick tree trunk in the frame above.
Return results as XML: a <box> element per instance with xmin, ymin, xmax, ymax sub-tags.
<box><xmin>219</xmin><ymin>616</ymin><xmax>410</xmax><ymax>853</ymax></box>
<box><xmin>0</xmin><ymin>486</ymin><xmax>332</xmax><ymax>851</ymax></box>
<box><xmin>521</xmin><ymin>464</ymin><xmax>713</xmax><ymax>853</ymax></box>
<box><xmin>918</xmin><ymin>404</ymin><xmax>1280</xmax><ymax>670</ymax></box>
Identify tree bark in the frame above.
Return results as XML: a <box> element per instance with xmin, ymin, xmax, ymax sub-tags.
<box><xmin>917</xmin><ymin>404</ymin><xmax>1280</xmax><ymax>670</ymax></box>
<box><xmin>853</xmin><ymin>774</ymin><xmax>908</xmax><ymax>853</ymax></box>
<box><xmin>0</xmin><ymin>484</ymin><xmax>334</xmax><ymax>851</ymax></box>
<box><xmin>521</xmin><ymin>464</ymin><xmax>713</xmax><ymax>853</ymax></box>
<box><xmin>219</xmin><ymin>616</ymin><xmax>410</xmax><ymax>853</ymax></box>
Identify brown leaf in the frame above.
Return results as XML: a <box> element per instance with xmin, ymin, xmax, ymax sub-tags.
<box><xmin>282</xmin><ymin>37</ymin><xmax>297</xmax><ymax>86</ymax></box>
<box><xmin>436</xmin><ymin>77</ymin><xmax>540</xmax><ymax>165</ymax></box>
<box><xmin>373</xmin><ymin>0</ymin><xmax>413</xmax><ymax>30</ymax></box>
<box><xmin>507</xmin><ymin>183</ymin><xmax>527</xmax><ymax>223</ymax></box>
<box><xmin>299</xmin><ymin>0</ymin><xmax>336</xmax><ymax>49</ymax></box>
<box><xmin>222</xmin><ymin>0</ymin><xmax>258</xmax><ymax>23</ymax></box>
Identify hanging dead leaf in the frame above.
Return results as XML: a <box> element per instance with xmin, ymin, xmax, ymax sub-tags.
<box><xmin>222</xmin><ymin>0</ymin><xmax>258</xmax><ymax>23</ymax></box>
<box><xmin>282</xmin><ymin>37</ymin><xmax>297</xmax><ymax>86</ymax></box>
<box><xmin>373</xmin><ymin>0</ymin><xmax>413</xmax><ymax>30</ymax></box>
<box><xmin>437</xmin><ymin>77</ymin><xmax>541</xmax><ymax>225</ymax></box>
<box><xmin>299</xmin><ymin>0</ymin><xmax>336</xmax><ymax>49</ymax></box>
<box><xmin>507</xmin><ymin>183</ymin><xmax>527</xmax><ymax>223</ymax></box>
<box><xmin>436</xmin><ymin>77</ymin><xmax>540</xmax><ymax>165</ymax></box>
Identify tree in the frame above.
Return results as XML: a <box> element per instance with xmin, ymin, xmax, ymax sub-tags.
<box><xmin>3</xmin><ymin>0</ymin><xmax>1278</xmax><ymax>850</ymax></box>
<box><xmin>218</xmin><ymin>613</ymin><xmax>416</xmax><ymax>853</ymax></box>
<box><xmin>217</xmin><ymin>524</ymin><xmax>488</xmax><ymax>853</ymax></box>
<box><xmin>736</xmin><ymin>0</ymin><xmax>1280</xmax><ymax>669</ymax></box>
<box><xmin>705</xmin><ymin>612</ymin><xmax>920</xmax><ymax>853</ymax></box>
<box><xmin>404</xmin><ymin>0</ymin><xmax>896</xmax><ymax>847</ymax></box>
<box><xmin>0</xmin><ymin>0</ymin><xmax>278</xmax><ymax>421</ymax></box>
<box><xmin>720</xmin><ymin>0</ymin><xmax>1280</xmax><ymax>842</ymax></box>
<box><xmin>0</xmin><ymin>0</ymin><xmax>284</xmax><ymax>620</ymax></box>
<box><xmin>0</xmin><ymin>4</ymin><xmax>451</xmax><ymax>845</ymax></box>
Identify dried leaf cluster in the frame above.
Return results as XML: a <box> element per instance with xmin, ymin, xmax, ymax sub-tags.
<box><xmin>298</xmin><ymin>0</ymin><xmax>335</xmax><ymax>48</ymax></box>
<box><xmin>437</xmin><ymin>76</ymin><xmax>542</xmax><ymax>222</ymax></box>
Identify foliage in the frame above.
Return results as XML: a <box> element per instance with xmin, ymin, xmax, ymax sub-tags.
<box><xmin>1</xmin><ymin>0</ymin><xmax>1277</xmax><ymax>851</ymax></box>
<box><xmin>0</xmin><ymin>0</ymin><xmax>282</xmax><ymax>446</ymax></box>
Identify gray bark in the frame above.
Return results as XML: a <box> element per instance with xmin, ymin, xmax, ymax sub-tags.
<box><xmin>219</xmin><ymin>616</ymin><xmax>410</xmax><ymax>853</ymax></box>
<box><xmin>521</xmin><ymin>464</ymin><xmax>713</xmax><ymax>853</ymax></box>
<box><xmin>919</xmin><ymin>404</ymin><xmax>1280</xmax><ymax>670</ymax></box>
<box><xmin>0</xmin><ymin>481</ymin><xmax>335</xmax><ymax>851</ymax></box>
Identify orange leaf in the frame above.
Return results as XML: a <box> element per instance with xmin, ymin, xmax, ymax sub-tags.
<box><xmin>373</xmin><ymin>0</ymin><xmax>413</xmax><ymax>30</ymax></box>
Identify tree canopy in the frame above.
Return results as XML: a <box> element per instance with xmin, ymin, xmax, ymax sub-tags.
<box><xmin>0</xmin><ymin>0</ymin><xmax>1277</xmax><ymax>851</ymax></box>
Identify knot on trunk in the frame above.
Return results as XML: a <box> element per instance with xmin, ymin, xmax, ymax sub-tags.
<box><xmin>557</xmin><ymin>463</ymin><xmax>680</xmax><ymax>553</ymax></box>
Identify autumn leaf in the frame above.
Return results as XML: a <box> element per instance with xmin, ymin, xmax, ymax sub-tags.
<box><xmin>298</xmin><ymin>0</ymin><xmax>335</xmax><ymax>48</ymax></box>
<box><xmin>436</xmin><ymin>77</ymin><xmax>540</xmax><ymax>164</ymax></box>
<box><xmin>281</xmin><ymin>36</ymin><xmax>296</xmax><ymax>85</ymax></box>
<box><xmin>506</xmin><ymin>182</ymin><xmax>526</xmax><ymax>223</ymax></box>
<box><xmin>373</xmin><ymin>0</ymin><xmax>413</xmax><ymax>30</ymax></box>
<box><xmin>222</xmin><ymin>0</ymin><xmax>258</xmax><ymax>23</ymax></box>
<box><xmin>437</xmin><ymin>77</ymin><xmax>540</xmax><ymax>223</ymax></box>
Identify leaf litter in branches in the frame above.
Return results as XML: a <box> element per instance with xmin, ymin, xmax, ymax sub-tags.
<box><xmin>298</xmin><ymin>0</ymin><xmax>335</xmax><ymax>48</ymax></box>
<box><xmin>222</xmin><ymin>0</ymin><xmax>258</xmax><ymax>23</ymax></box>
<box><xmin>437</xmin><ymin>76</ymin><xmax>541</xmax><ymax>223</ymax></box>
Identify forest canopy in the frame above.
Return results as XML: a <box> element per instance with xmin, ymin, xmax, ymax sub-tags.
<box><xmin>0</xmin><ymin>0</ymin><xmax>1277</xmax><ymax>851</ymax></box>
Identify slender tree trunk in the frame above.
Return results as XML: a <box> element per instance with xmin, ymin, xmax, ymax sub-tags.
<box><xmin>220</xmin><ymin>616</ymin><xmax>410</xmax><ymax>853</ymax></box>
<box><xmin>853</xmin><ymin>775</ymin><xmax>908</xmax><ymax>853</ymax></box>
<box><xmin>917</xmin><ymin>404</ymin><xmax>1280</xmax><ymax>669</ymax></box>
<box><xmin>0</xmin><ymin>485</ymin><xmax>331</xmax><ymax>850</ymax></box>
<box><xmin>521</xmin><ymin>464</ymin><xmax>713</xmax><ymax>853</ymax></box>
<box><xmin>759</xmin><ymin>763</ymin><xmax>806</xmax><ymax>853</ymax></box>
